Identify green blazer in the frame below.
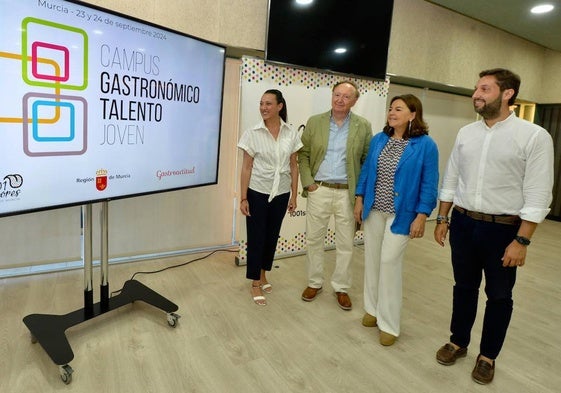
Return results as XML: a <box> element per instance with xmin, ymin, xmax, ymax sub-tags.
<box><xmin>298</xmin><ymin>110</ymin><xmax>372</xmax><ymax>202</ymax></box>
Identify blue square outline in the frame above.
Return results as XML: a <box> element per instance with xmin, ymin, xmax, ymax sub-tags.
<box><xmin>32</xmin><ymin>100</ymin><xmax>75</xmax><ymax>142</ymax></box>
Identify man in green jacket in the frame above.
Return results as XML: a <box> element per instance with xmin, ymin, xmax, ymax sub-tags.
<box><xmin>298</xmin><ymin>80</ymin><xmax>372</xmax><ymax>310</ymax></box>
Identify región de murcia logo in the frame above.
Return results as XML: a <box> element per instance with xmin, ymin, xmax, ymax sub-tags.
<box><xmin>96</xmin><ymin>169</ymin><xmax>108</xmax><ymax>191</ymax></box>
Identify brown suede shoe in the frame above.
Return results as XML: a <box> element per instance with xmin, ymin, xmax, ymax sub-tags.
<box><xmin>471</xmin><ymin>355</ymin><xmax>495</xmax><ymax>384</ymax></box>
<box><xmin>301</xmin><ymin>286</ymin><xmax>322</xmax><ymax>302</ymax></box>
<box><xmin>362</xmin><ymin>313</ymin><xmax>377</xmax><ymax>327</ymax></box>
<box><xmin>335</xmin><ymin>292</ymin><xmax>352</xmax><ymax>310</ymax></box>
<box><xmin>379</xmin><ymin>331</ymin><xmax>397</xmax><ymax>346</ymax></box>
<box><xmin>436</xmin><ymin>343</ymin><xmax>468</xmax><ymax>365</ymax></box>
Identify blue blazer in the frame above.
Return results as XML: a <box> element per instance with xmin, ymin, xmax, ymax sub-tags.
<box><xmin>355</xmin><ymin>132</ymin><xmax>439</xmax><ymax>235</ymax></box>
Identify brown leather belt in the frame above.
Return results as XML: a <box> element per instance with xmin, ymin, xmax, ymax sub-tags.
<box><xmin>315</xmin><ymin>181</ymin><xmax>348</xmax><ymax>189</ymax></box>
<box><xmin>453</xmin><ymin>206</ymin><xmax>521</xmax><ymax>225</ymax></box>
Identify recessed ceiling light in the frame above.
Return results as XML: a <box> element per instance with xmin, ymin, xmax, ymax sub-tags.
<box><xmin>334</xmin><ymin>48</ymin><xmax>347</xmax><ymax>54</ymax></box>
<box><xmin>296</xmin><ymin>0</ymin><xmax>313</xmax><ymax>5</ymax></box>
<box><xmin>531</xmin><ymin>4</ymin><xmax>554</xmax><ymax>14</ymax></box>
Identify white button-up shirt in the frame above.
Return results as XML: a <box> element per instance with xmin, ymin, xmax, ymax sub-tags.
<box><xmin>439</xmin><ymin>112</ymin><xmax>554</xmax><ymax>223</ymax></box>
<box><xmin>238</xmin><ymin>119</ymin><xmax>303</xmax><ymax>202</ymax></box>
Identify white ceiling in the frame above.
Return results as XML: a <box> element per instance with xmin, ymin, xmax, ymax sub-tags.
<box><xmin>426</xmin><ymin>0</ymin><xmax>561</xmax><ymax>52</ymax></box>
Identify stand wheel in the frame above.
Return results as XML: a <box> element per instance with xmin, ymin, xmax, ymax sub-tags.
<box><xmin>59</xmin><ymin>364</ymin><xmax>73</xmax><ymax>384</ymax></box>
<box><xmin>30</xmin><ymin>333</ymin><xmax>37</xmax><ymax>344</ymax></box>
<box><xmin>166</xmin><ymin>312</ymin><xmax>181</xmax><ymax>327</ymax></box>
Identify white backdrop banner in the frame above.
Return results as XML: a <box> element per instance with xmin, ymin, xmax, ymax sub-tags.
<box><xmin>236</xmin><ymin>58</ymin><xmax>389</xmax><ymax>265</ymax></box>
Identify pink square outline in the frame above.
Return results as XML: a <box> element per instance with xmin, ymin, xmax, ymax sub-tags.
<box><xmin>31</xmin><ymin>41</ymin><xmax>69</xmax><ymax>82</ymax></box>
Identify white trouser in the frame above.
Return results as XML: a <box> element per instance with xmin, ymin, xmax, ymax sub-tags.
<box><xmin>363</xmin><ymin>210</ymin><xmax>409</xmax><ymax>336</ymax></box>
<box><xmin>305</xmin><ymin>186</ymin><xmax>355</xmax><ymax>292</ymax></box>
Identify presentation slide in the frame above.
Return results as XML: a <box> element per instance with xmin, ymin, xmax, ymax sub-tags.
<box><xmin>0</xmin><ymin>0</ymin><xmax>226</xmax><ymax>217</ymax></box>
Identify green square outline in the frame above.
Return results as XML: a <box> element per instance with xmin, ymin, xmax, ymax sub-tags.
<box><xmin>22</xmin><ymin>17</ymin><xmax>88</xmax><ymax>91</ymax></box>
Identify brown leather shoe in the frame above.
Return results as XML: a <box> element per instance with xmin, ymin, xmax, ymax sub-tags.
<box><xmin>471</xmin><ymin>355</ymin><xmax>495</xmax><ymax>384</ymax></box>
<box><xmin>436</xmin><ymin>343</ymin><xmax>468</xmax><ymax>365</ymax></box>
<box><xmin>335</xmin><ymin>292</ymin><xmax>352</xmax><ymax>310</ymax></box>
<box><xmin>301</xmin><ymin>286</ymin><xmax>322</xmax><ymax>302</ymax></box>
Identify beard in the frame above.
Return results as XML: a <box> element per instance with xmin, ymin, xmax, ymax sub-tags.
<box><xmin>473</xmin><ymin>95</ymin><xmax>502</xmax><ymax>119</ymax></box>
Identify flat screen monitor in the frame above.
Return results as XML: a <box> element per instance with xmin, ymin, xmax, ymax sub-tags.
<box><xmin>0</xmin><ymin>0</ymin><xmax>226</xmax><ymax>217</ymax></box>
<box><xmin>266</xmin><ymin>0</ymin><xmax>393</xmax><ymax>80</ymax></box>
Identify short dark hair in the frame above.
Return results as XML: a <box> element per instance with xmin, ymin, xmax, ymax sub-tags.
<box><xmin>264</xmin><ymin>89</ymin><xmax>288</xmax><ymax>122</ymax></box>
<box><xmin>383</xmin><ymin>94</ymin><xmax>429</xmax><ymax>139</ymax></box>
<box><xmin>479</xmin><ymin>68</ymin><xmax>521</xmax><ymax>106</ymax></box>
<box><xmin>332</xmin><ymin>80</ymin><xmax>360</xmax><ymax>98</ymax></box>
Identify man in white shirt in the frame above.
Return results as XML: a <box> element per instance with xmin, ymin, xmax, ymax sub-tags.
<box><xmin>433</xmin><ymin>68</ymin><xmax>554</xmax><ymax>385</ymax></box>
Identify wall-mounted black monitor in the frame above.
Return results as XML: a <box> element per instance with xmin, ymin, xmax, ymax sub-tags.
<box><xmin>266</xmin><ymin>0</ymin><xmax>394</xmax><ymax>81</ymax></box>
<box><xmin>0</xmin><ymin>0</ymin><xmax>226</xmax><ymax>217</ymax></box>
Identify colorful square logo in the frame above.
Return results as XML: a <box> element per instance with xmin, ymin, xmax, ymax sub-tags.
<box><xmin>1</xmin><ymin>17</ymin><xmax>91</xmax><ymax>157</ymax></box>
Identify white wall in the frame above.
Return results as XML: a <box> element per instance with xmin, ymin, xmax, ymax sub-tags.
<box><xmin>388</xmin><ymin>0</ymin><xmax>561</xmax><ymax>103</ymax></box>
<box><xmin>83</xmin><ymin>0</ymin><xmax>268</xmax><ymax>51</ymax></box>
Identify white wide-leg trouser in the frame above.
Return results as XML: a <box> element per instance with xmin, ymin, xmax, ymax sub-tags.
<box><xmin>363</xmin><ymin>210</ymin><xmax>409</xmax><ymax>336</ymax></box>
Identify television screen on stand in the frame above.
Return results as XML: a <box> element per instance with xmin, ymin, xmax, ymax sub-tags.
<box><xmin>0</xmin><ymin>0</ymin><xmax>226</xmax><ymax>217</ymax></box>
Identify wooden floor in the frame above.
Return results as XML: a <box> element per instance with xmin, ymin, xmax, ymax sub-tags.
<box><xmin>1</xmin><ymin>220</ymin><xmax>560</xmax><ymax>392</ymax></box>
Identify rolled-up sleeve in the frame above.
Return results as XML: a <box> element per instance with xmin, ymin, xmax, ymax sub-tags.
<box><xmin>438</xmin><ymin>138</ymin><xmax>460</xmax><ymax>203</ymax></box>
<box><xmin>520</xmin><ymin>129</ymin><xmax>554</xmax><ymax>223</ymax></box>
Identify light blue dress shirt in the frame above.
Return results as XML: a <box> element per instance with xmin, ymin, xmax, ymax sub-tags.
<box><xmin>314</xmin><ymin>113</ymin><xmax>350</xmax><ymax>184</ymax></box>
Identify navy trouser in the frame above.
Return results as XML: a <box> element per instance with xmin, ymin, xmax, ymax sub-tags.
<box><xmin>245</xmin><ymin>188</ymin><xmax>289</xmax><ymax>280</ymax></box>
<box><xmin>448</xmin><ymin>208</ymin><xmax>518</xmax><ymax>359</ymax></box>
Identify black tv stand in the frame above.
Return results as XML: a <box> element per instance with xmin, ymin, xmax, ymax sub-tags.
<box><xmin>22</xmin><ymin>203</ymin><xmax>180</xmax><ymax>384</ymax></box>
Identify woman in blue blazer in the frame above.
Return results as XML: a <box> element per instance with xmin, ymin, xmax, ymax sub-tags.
<box><xmin>354</xmin><ymin>94</ymin><xmax>439</xmax><ymax>345</ymax></box>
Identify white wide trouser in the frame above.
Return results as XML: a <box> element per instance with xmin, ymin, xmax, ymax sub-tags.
<box><xmin>363</xmin><ymin>210</ymin><xmax>409</xmax><ymax>336</ymax></box>
<box><xmin>305</xmin><ymin>186</ymin><xmax>355</xmax><ymax>292</ymax></box>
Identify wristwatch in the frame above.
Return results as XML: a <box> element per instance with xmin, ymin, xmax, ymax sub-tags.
<box><xmin>436</xmin><ymin>215</ymin><xmax>450</xmax><ymax>225</ymax></box>
<box><xmin>515</xmin><ymin>235</ymin><xmax>531</xmax><ymax>246</ymax></box>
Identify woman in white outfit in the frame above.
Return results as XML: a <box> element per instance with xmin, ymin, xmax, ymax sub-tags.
<box><xmin>238</xmin><ymin>90</ymin><xmax>302</xmax><ymax>306</ymax></box>
<box><xmin>354</xmin><ymin>94</ymin><xmax>439</xmax><ymax>345</ymax></box>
